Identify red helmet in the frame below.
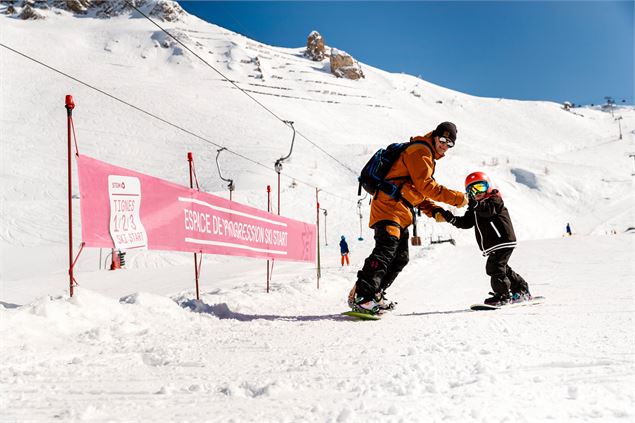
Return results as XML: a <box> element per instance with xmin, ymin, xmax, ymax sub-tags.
<box><xmin>465</xmin><ymin>171</ymin><xmax>492</xmax><ymax>197</ymax></box>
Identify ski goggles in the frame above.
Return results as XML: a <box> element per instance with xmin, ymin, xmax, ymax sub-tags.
<box><xmin>467</xmin><ymin>181</ymin><xmax>489</xmax><ymax>196</ymax></box>
<box><xmin>438</xmin><ymin>136</ymin><xmax>455</xmax><ymax>148</ymax></box>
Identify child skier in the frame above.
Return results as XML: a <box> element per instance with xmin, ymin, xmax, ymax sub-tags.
<box><xmin>339</xmin><ymin>235</ymin><xmax>350</xmax><ymax>266</ymax></box>
<box><xmin>436</xmin><ymin>171</ymin><xmax>531</xmax><ymax>306</ymax></box>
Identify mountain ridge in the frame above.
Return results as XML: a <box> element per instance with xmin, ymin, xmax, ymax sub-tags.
<box><xmin>2</xmin><ymin>0</ymin><xmax>185</xmax><ymax>21</ymax></box>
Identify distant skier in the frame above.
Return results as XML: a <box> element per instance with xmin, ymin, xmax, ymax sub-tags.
<box><xmin>436</xmin><ymin>171</ymin><xmax>531</xmax><ymax>306</ymax></box>
<box><xmin>566</xmin><ymin>222</ymin><xmax>572</xmax><ymax>236</ymax></box>
<box><xmin>339</xmin><ymin>235</ymin><xmax>350</xmax><ymax>266</ymax></box>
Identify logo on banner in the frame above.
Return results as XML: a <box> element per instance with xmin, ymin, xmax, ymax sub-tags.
<box><xmin>108</xmin><ymin>175</ymin><xmax>148</xmax><ymax>250</ymax></box>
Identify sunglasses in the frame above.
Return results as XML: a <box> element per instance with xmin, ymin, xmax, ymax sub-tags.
<box><xmin>438</xmin><ymin>136</ymin><xmax>455</xmax><ymax>148</ymax></box>
<box><xmin>467</xmin><ymin>182</ymin><xmax>489</xmax><ymax>196</ymax></box>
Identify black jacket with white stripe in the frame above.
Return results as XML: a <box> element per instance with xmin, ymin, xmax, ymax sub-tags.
<box><xmin>446</xmin><ymin>190</ymin><xmax>517</xmax><ymax>255</ymax></box>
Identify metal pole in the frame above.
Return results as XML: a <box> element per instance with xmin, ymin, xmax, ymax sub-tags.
<box><xmin>316</xmin><ymin>188</ymin><xmax>321</xmax><ymax>289</ymax></box>
<box><xmin>65</xmin><ymin>95</ymin><xmax>75</xmax><ymax>297</ymax></box>
<box><xmin>187</xmin><ymin>152</ymin><xmax>200</xmax><ymax>300</ymax></box>
<box><xmin>267</xmin><ymin>185</ymin><xmax>271</xmax><ymax>293</ymax></box>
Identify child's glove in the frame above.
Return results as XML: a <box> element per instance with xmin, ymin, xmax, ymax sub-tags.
<box><xmin>441</xmin><ymin>209</ymin><xmax>457</xmax><ymax>225</ymax></box>
<box><xmin>432</xmin><ymin>208</ymin><xmax>446</xmax><ymax>222</ymax></box>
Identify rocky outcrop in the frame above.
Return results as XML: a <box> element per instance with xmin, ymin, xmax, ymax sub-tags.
<box><xmin>149</xmin><ymin>0</ymin><xmax>183</xmax><ymax>22</ymax></box>
<box><xmin>6</xmin><ymin>0</ymin><xmax>185</xmax><ymax>21</ymax></box>
<box><xmin>329</xmin><ymin>48</ymin><xmax>364</xmax><ymax>80</ymax></box>
<box><xmin>64</xmin><ymin>0</ymin><xmax>91</xmax><ymax>14</ymax></box>
<box><xmin>306</xmin><ymin>31</ymin><xmax>325</xmax><ymax>61</ymax></box>
<box><xmin>19</xmin><ymin>3</ymin><xmax>45</xmax><ymax>19</ymax></box>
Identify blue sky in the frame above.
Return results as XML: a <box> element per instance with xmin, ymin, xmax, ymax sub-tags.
<box><xmin>179</xmin><ymin>1</ymin><xmax>634</xmax><ymax>105</ymax></box>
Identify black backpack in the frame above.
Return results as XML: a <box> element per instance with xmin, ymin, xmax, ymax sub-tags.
<box><xmin>358</xmin><ymin>140</ymin><xmax>430</xmax><ymax>199</ymax></box>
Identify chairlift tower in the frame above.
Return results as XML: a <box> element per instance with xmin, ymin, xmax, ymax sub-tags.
<box><xmin>615</xmin><ymin>116</ymin><xmax>623</xmax><ymax>140</ymax></box>
<box><xmin>604</xmin><ymin>96</ymin><xmax>615</xmax><ymax>117</ymax></box>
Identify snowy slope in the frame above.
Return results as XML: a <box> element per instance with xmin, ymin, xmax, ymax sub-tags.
<box><xmin>1</xmin><ymin>235</ymin><xmax>633</xmax><ymax>422</ymax></box>
<box><xmin>0</xmin><ymin>2</ymin><xmax>634</xmax><ymax>421</ymax></box>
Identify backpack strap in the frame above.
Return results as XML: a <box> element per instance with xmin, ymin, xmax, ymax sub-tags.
<box><xmin>385</xmin><ymin>140</ymin><xmax>435</xmax><ymax>182</ymax></box>
<box><xmin>374</xmin><ymin>139</ymin><xmax>435</xmax><ymax>227</ymax></box>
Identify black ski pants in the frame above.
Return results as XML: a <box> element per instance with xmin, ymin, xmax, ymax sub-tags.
<box><xmin>485</xmin><ymin>248</ymin><xmax>529</xmax><ymax>296</ymax></box>
<box><xmin>355</xmin><ymin>221</ymin><xmax>409</xmax><ymax>301</ymax></box>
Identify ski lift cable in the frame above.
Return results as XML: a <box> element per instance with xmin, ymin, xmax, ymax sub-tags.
<box><xmin>0</xmin><ymin>43</ymin><xmax>357</xmax><ymax>204</ymax></box>
<box><xmin>124</xmin><ymin>1</ymin><xmax>358</xmax><ymax>176</ymax></box>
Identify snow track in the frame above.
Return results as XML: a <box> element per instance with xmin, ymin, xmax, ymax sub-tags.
<box><xmin>1</xmin><ymin>236</ymin><xmax>632</xmax><ymax>422</ymax></box>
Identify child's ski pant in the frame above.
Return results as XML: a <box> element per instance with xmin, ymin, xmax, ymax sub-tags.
<box><xmin>485</xmin><ymin>248</ymin><xmax>529</xmax><ymax>295</ymax></box>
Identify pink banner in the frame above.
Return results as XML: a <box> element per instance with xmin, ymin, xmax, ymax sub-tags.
<box><xmin>77</xmin><ymin>155</ymin><xmax>316</xmax><ymax>262</ymax></box>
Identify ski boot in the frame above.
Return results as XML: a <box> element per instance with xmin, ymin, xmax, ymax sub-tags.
<box><xmin>375</xmin><ymin>291</ymin><xmax>397</xmax><ymax>311</ymax></box>
<box><xmin>483</xmin><ymin>292</ymin><xmax>510</xmax><ymax>306</ymax></box>
<box><xmin>510</xmin><ymin>290</ymin><xmax>532</xmax><ymax>303</ymax></box>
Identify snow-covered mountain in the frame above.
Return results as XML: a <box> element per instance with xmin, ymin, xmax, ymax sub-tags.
<box><xmin>2</xmin><ymin>0</ymin><xmax>632</xmax><ymax>253</ymax></box>
<box><xmin>1</xmin><ymin>3</ymin><xmax>633</xmax><ymax>421</ymax></box>
<box><xmin>3</xmin><ymin>0</ymin><xmax>186</xmax><ymax>21</ymax></box>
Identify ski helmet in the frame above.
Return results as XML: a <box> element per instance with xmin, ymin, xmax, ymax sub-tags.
<box><xmin>465</xmin><ymin>171</ymin><xmax>492</xmax><ymax>197</ymax></box>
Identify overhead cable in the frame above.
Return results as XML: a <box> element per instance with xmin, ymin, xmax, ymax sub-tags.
<box><xmin>124</xmin><ymin>0</ymin><xmax>358</xmax><ymax>176</ymax></box>
<box><xmin>0</xmin><ymin>42</ymin><xmax>354</xmax><ymax>203</ymax></box>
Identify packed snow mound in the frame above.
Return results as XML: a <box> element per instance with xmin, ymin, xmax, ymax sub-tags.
<box><xmin>1</xmin><ymin>236</ymin><xmax>633</xmax><ymax>421</ymax></box>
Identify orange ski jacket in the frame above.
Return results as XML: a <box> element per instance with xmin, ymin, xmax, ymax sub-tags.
<box><xmin>368</xmin><ymin>133</ymin><xmax>465</xmax><ymax>230</ymax></box>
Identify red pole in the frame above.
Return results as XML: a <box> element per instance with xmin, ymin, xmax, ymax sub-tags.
<box><xmin>188</xmin><ymin>152</ymin><xmax>200</xmax><ymax>300</ymax></box>
<box><xmin>65</xmin><ymin>95</ymin><xmax>75</xmax><ymax>297</ymax></box>
<box><xmin>266</xmin><ymin>185</ymin><xmax>271</xmax><ymax>293</ymax></box>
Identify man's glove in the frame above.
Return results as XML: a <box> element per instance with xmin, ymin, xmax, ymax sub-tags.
<box><xmin>457</xmin><ymin>193</ymin><xmax>468</xmax><ymax>208</ymax></box>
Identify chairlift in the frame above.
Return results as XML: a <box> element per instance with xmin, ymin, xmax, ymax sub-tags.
<box><xmin>274</xmin><ymin>120</ymin><xmax>295</xmax><ymax>214</ymax></box>
<box><xmin>215</xmin><ymin>147</ymin><xmax>235</xmax><ymax>200</ymax></box>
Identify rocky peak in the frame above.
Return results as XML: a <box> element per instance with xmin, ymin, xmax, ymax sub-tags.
<box><xmin>329</xmin><ymin>48</ymin><xmax>364</xmax><ymax>80</ymax></box>
<box><xmin>2</xmin><ymin>0</ymin><xmax>185</xmax><ymax>21</ymax></box>
<box><xmin>305</xmin><ymin>30</ymin><xmax>325</xmax><ymax>61</ymax></box>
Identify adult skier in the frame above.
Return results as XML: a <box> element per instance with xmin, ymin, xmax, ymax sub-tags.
<box><xmin>349</xmin><ymin>122</ymin><xmax>468</xmax><ymax>315</ymax></box>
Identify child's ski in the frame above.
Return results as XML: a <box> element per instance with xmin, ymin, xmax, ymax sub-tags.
<box><xmin>470</xmin><ymin>295</ymin><xmax>545</xmax><ymax>311</ymax></box>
